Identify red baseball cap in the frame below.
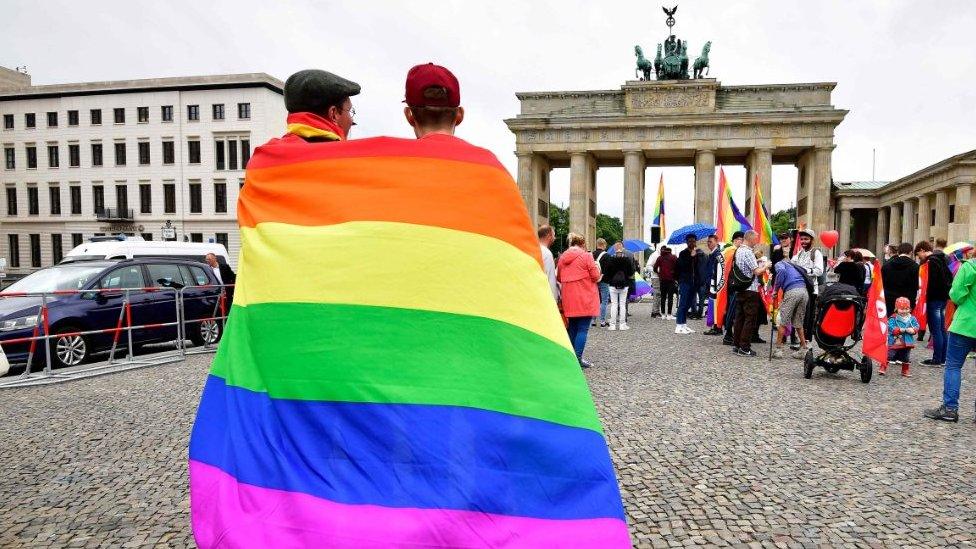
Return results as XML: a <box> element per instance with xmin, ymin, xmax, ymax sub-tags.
<box><xmin>405</xmin><ymin>63</ymin><xmax>460</xmax><ymax>107</ymax></box>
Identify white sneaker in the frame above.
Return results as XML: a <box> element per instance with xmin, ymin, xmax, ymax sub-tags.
<box><xmin>608</xmin><ymin>325</ymin><xmax>616</xmax><ymax>331</ymax></box>
<box><xmin>684</xmin><ymin>325</ymin><xmax>696</xmax><ymax>333</ymax></box>
<box><xmin>676</xmin><ymin>324</ymin><xmax>691</xmax><ymax>334</ymax></box>
<box><xmin>620</xmin><ymin>324</ymin><xmax>630</xmax><ymax>331</ymax></box>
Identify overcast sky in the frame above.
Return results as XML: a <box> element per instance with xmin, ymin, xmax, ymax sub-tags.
<box><xmin>4</xmin><ymin>0</ymin><xmax>975</xmax><ymax>238</ymax></box>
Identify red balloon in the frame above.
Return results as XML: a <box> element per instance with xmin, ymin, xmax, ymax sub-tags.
<box><xmin>820</xmin><ymin>230</ymin><xmax>839</xmax><ymax>249</ymax></box>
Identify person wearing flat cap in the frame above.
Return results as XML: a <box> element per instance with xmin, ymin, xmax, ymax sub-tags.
<box><xmin>282</xmin><ymin>68</ymin><xmax>361</xmax><ymax>142</ymax></box>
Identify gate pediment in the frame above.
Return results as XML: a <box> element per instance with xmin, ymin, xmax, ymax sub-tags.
<box><xmin>623</xmin><ymin>80</ymin><xmax>717</xmax><ymax>115</ymax></box>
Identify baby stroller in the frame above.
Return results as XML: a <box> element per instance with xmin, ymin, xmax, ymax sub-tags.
<box><xmin>803</xmin><ymin>293</ymin><xmax>873</xmax><ymax>383</ymax></box>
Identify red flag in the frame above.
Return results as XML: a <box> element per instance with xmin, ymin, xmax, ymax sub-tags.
<box><xmin>862</xmin><ymin>261</ymin><xmax>889</xmax><ymax>367</ymax></box>
<box><xmin>914</xmin><ymin>262</ymin><xmax>929</xmax><ymax>331</ymax></box>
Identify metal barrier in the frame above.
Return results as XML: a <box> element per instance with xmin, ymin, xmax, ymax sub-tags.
<box><xmin>0</xmin><ymin>283</ymin><xmax>234</xmax><ymax>388</ymax></box>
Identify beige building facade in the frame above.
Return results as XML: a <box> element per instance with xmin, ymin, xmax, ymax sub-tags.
<box><xmin>505</xmin><ymin>79</ymin><xmax>848</xmax><ymax>245</ymax></box>
<box><xmin>833</xmin><ymin>150</ymin><xmax>976</xmax><ymax>254</ymax></box>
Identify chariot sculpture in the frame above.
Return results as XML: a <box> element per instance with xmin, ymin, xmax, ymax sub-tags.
<box><xmin>633</xmin><ymin>5</ymin><xmax>712</xmax><ymax>81</ymax></box>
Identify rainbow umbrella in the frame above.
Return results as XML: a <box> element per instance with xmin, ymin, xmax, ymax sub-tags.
<box><xmin>633</xmin><ymin>272</ymin><xmax>652</xmax><ymax>297</ymax></box>
<box><xmin>945</xmin><ymin>241</ymin><xmax>975</xmax><ymax>275</ymax></box>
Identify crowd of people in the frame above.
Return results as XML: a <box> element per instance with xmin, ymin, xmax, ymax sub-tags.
<box><xmin>539</xmin><ymin>226</ymin><xmax>976</xmax><ymax>424</ymax></box>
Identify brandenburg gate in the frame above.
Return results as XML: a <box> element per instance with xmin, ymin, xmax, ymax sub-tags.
<box><xmin>505</xmin><ymin>78</ymin><xmax>848</xmax><ymax>245</ymax></box>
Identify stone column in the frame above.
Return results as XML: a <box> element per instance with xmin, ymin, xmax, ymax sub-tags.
<box><xmin>744</xmin><ymin>147</ymin><xmax>774</xmax><ymax>220</ymax></box>
<box><xmin>933</xmin><ymin>190</ymin><xmax>949</xmax><ymax>242</ymax></box>
<box><xmin>516</xmin><ymin>152</ymin><xmax>551</xmax><ymax>229</ymax></box>
<box><xmin>516</xmin><ymin>152</ymin><xmax>533</xmax><ymax>214</ymax></box>
<box><xmin>887</xmin><ymin>204</ymin><xmax>901</xmax><ymax>247</ymax></box>
<box><xmin>809</xmin><ymin>146</ymin><xmax>833</xmax><ymax>237</ymax></box>
<box><xmin>623</xmin><ymin>150</ymin><xmax>646</xmax><ymax>241</ymax></box>
<box><xmin>875</xmin><ymin>207</ymin><xmax>888</xmax><ymax>257</ymax></box>
<box><xmin>915</xmin><ymin>194</ymin><xmax>930</xmax><ymax>244</ymax></box>
<box><xmin>838</xmin><ymin>206</ymin><xmax>852</xmax><ymax>252</ymax></box>
<box><xmin>901</xmin><ymin>199</ymin><xmax>915</xmax><ymax>244</ymax></box>
<box><xmin>956</xmin><ymin>183</ymin><xmax>974</xmax><ymax>242</ymax></box>
<box><xmin>694</xmin><ymin>149</ymin><xmax>716</xmax><ymax>225</ymax></box>
<box><xmin>570</xmin><ymin>152</ymin><xmax>596</xmax><ymax>247</ymax></box>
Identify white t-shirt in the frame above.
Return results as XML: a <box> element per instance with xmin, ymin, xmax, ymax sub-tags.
<box><xmin>540</xmin><ymin>244</ymin><xmax>558</xmax><ymax>301</ymax></box>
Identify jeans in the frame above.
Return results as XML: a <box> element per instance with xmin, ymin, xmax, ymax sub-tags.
<box><xmin>676</xmin><ymin>281</ymin><xmax>695</xmax><ymax>324</ymax></box>
<box><xmin>609</xmin><ymin>287</ymin><xmax>628</xmax><ymax>327</ymax></box>
<box><xmin>733</xmin><ymin>290</ymin><xmax>762</xmax><ymax>351</ymax></box>
<box><xmin>597</xmin><ymin>283</ymin><xmax>610</xmax><ymax>322</ymax></box>
<box><xmin>695</xmin><ymin>284</ymin><xmax>709</xmax><ymax>316</ymax></box>
<box><xmin>567</xmin><ymin>316</ymin><xmax>592</xmax><ymax>360</ymax></box>
<box><xmin>927</xmin><ymin>300</ymin><xmax>948</xmax><ymax>364</ymax></box>
<box><xmin>942</xmin><ymin>332</ymin><xmax>976</xmax><ymax>410</ymax></box>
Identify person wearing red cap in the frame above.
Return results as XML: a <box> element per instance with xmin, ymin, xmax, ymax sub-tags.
<box><xmin>402</xmin><ymin>63</ymin><xmax>464</xmax><ymax>137</ymax></box>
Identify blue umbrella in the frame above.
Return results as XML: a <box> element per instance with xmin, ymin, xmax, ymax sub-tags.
<box><xmin>667</xmin><ymin>223</ymin><xmax>717</xmax><ymax>245</ymax></box>
<box><xmin>622</xmin><ymin>239</ymin><xmax>652</xmax><ymax>253</ymax></box>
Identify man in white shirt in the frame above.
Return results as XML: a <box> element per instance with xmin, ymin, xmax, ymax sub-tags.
<box><xmin>790</xmin><ymin>229</ymin><xmax>824</xmax><ymax>344</ymax></box>
<box><xmin>538</xmin><ymin>225</ymin><xmax>559</xmax><ymax>302</ymax></box>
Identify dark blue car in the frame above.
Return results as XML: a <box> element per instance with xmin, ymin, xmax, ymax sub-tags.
<box><xmin>0</xmin><ymin>258</ymin><xmax>224</xmax><ymax>371</ymax></box>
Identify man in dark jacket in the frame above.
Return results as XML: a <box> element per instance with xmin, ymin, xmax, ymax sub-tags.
<box><xmin>882</xmin><ymin>242</ymin><xmax>919</xmax><ymax>316</ymax></box>
<box><xmin>916</xmin><ymin>239</ymin><xmax>953</xmax><ymax>365</ymax></box>
<box><xmin>674</xmin><ymin>234</ymin><xmax>701</xmax><ymax>334</ymax></box>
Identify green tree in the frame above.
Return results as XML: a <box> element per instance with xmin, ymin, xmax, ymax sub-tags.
<box><xmin>770</xmin><ymin>207</ymin><xmax>796</xmax><ymax>236</ymax></box>
<box><xmin>596</xmin><ymin>213</ymin><xmax>623</xmax><ymax>246</ymax></box>
<box><xmin>545</xmin><ymin>205</ymin><xmax>623</xmax><ymax>254</ymax></box>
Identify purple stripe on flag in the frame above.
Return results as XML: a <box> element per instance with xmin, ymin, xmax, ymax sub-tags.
<box><xmin>190</xmin><ymin>460</ymin><xmax>631</xmax><ymax>548</ymax></box>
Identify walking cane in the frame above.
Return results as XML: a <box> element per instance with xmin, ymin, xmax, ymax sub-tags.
<box><xmin>768</xmin><ymin>290</ymin><xmax>778</xmax><ymax>362</ymax></box>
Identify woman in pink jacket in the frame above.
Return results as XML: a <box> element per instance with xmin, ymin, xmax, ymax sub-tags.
<box><xmin>557</xmin><ymin>233</ymin><xmax>602</xmax><ymax>368</ymax></box>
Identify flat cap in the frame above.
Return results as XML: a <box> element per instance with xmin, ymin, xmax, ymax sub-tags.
<box><xmin>284</xmin><ymin>69</ymin><xmax>360</xmax><ymax>114</ymax></box>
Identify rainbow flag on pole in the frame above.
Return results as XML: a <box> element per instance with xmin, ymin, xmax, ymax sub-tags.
<box><xmin>652</xmin><ymin>173</ymin><xmax>666</xmax><ymax>238</ymax></box>
<box><xmin>715</xmin><ymin>167</ymin><xmax>752</xmax><ymax>243</ymax></box>
<box><xmin>750</xmin><ymin>174</ymin><xmax>779</xmax><ymax>246</ymax></box>
<box><xmin>188</xmin><ymin>132</ymin><xmax>629</xmax><ymax>547</ymax></box>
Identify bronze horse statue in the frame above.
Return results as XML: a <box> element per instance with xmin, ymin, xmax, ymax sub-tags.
<box><xmin>694</xmin><ymin>41</ymin><xmax>711</xmax><ymax>79</ymax></box>
<box><xmin>634</xmin><ymin>45</ymin><xmax>653</xmax><ymax>80</ymax></box>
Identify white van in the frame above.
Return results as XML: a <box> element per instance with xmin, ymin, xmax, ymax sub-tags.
<box><xmin>61</xmin><ymin>237</ymin><xmax>231</xmax><ymax>266</ymax></box>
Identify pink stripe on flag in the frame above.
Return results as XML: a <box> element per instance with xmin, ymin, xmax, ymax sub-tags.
<box><xmin>190</xmin><ymin>460</ymin><xmax>631</xmax><ymax>548</ymax></box>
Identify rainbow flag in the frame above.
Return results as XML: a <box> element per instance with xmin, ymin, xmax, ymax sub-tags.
<box><xmin>652</xmin><ymin>173</ymin><xmax>666</xmax><ymax>238</ymax></box>
<box><xmin>750</xmin><ymin>174</ymin><xmax>779</xmax><ymax>246</ymax></box>
<box><xmin>715</xmin><ymin>167</ymin><xmax>752</xmax><ymax>243</ymax></box>
<box><xmin>188</xmin><ymin>132</ymin><xmax>629</xmax><ymax>547</ymax></box>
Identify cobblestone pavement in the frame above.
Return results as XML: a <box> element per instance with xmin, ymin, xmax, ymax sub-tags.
<box><xmin>1</xmin><ymin>302</ymin><xmax>975</xmax><ymax>548</ymax></box>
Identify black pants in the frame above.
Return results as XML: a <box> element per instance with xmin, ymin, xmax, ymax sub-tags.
<box><xmin>733</xmin><ymin>290</ymin><xmax>762</xmax><ymax>351</ymax></box>
<box><xmin>802</xmin><ymin>290</ymin><xmax>816</xmax><ymax>342</ymax></box>
<box><xmin>660</xmin><ymin>281</ymin><xmax>677</xmax><ymax>315</ymax></box>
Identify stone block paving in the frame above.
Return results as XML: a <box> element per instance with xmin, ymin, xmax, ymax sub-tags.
<box><xmin>0</xmin><ymin>302</ymin><xmax>974</xmax><ymax>547</ymax></box>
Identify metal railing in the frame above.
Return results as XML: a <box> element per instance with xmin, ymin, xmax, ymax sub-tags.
<box><xmin>95</xmin><ymin>207</ymin><xmax>135</xmax><ymax>221</ymax></box>
<box><xmin>0</xmin><ymin>283</ymin><xmax>234</xmax><ymax>388</ymax></box>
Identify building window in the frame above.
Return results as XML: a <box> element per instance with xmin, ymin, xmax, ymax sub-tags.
<box><xmin>161</xmin><ymin>105</ymin><xmax>173</xmax><ymax>122</ymax></box>
<box><xmin>931</xmin><ymin>209</ymin><xmax>936</xmax><ymax>226</ymax></box>
<box><xmin>189</xmin><ymin>181</ymin><xmax>202</xmax><ymax>213</ymax></box>
<box><xmin>2</xmin><ymin>114</ymin><xmax>12</xmax><ymax>129</ymax></box>
<box><xmin>69</xmin><ymin>144</ymin><xmax>80</xmax><ymax>167</ymax></box>
<box><xmin>71</xmin><ymin>233</ymin><xmax>83</xmax><ymax>248</ymax></box>
<box><xmin>214</xmin><ymin>181</ymin><xmax>227</xmax><ymax>213</ymax></box>
<box><xmin>7</xmin><ymin>234</ymin><xmax>19</xmax><ymax>268</ymax></box>
<box><xmin>228</xmin><ymin>140</ymin><xmax>238</xmax><ymax>170</ymax></box>
<box><xmin>242</xmin><ymin>139</ymin><xmax>250</xmax><ymax>168</ymax></box>
<box><xmin>29</xmin><ymin>234</ymin><xmax>41</xmax><ymax>267</ymax></box>
<box><xmin>163</xmin><ymin>183</ymin><xmax>176</xmax><ymax>214</ymax></box>
<box><xmin>116</xmin><ymin>184</ymin><xmax>128</xmax><ymax>213</ymax></box>
<box><xmin>92</xmin><ymin>185</ymin><xmax>105</xmax><ymax>215</ymax></box>
<box><xmin>6</xmin><ymin>186</ymin><xmax>17</xmax><ymax>215</ymax></box>
<box><xmin>162</xmin><ymin>141</ymin><xmax>174</xmax><ymax>164</ymax></box>
<box><xmin>26</xmin><ymin>145</ymin><xmax>37</xmax><ymax>169</ymax></box>
<box><xmin>138</xmin><ymin>142</ymin><xmax>150</xmax><ymax>165</ymax></box>
<box><xmin>27</xmin><ymin>186</ymin><xmax>38</xmax><ymax>215</ymax></box>
<box><xmin>4</xmin><ymin>147</ymin><xmax>13</xmax><ymax>169</ymax></box>
<box><xmin>90</xmin><ymin>109</ymin><xmax>102</xmax><ymax>125</ymax></box>
<box><xmin>215</xmin><ymin>232</ymin><xmax>229</xmax><ymax>250</ymax></box>
<box><xmin>49</xmin><ymin>186</ymin><xmax>61</xmax><ymax>215</ymax></box>
<box><xmin>212</xmin><ymin>104</ymin><xmax>225</xmax><ymax>120</ymax></box>
<box><xmin>190</xmin><ymin>233</ymin><xmax>203</xmax><ymax>243</ymax></box>
<box><xmin>214</xmin><ymin>140</ymin><xmax>225</xmax><ymax>170</ymax></box>
<box><xmin>140</xmin><ymin>183</ymin><xmax>151</xmax><ymax>214</ymax></box>
<box><xmin>47</xmin><ymin>144</ymin><xmax>59</xmax><ymax>168</ymax></box>
<box><xmin>51</xmin><ymin>234</ymin><xmax>63</xmax><ymax>263</ymax></box>
<box><xmin>114</xmin><ymin>142</ymin><xmax>126</xmax><ymax>166</ymax></box>
<box><xmin>187</xmin><ymin>140</ymin><xmax>200</xmax><ymax>163</ymax></box>
<box><xmin>949</xmin><ymin>205</ymin><xmax>956</xmax><ymax>223</ymax></box>
<box><xmin>91</xmin><ymin>143</ymin><xmax>103</xmax><ymax>167</ymax></box>
<box><xmin>141</xmin><ymin>232</ymin><xmax>153</xmax><ymax>241</ymax></box>
<box><xmin>25</xmin><ymin>113</ymin><xmax>36</xmax><ymax>128</ymax></box>
<box><xmin>47</xmin><ymin>112</ymin><xmax>58</xmax><ymax>128</ymax></box>
<box><xmin>68</xmin><ymin>110</ymin><xmax>79</xmax><ymax>126</ymax></box>
<box><xmin>137</xmin><ymin>107</ymin><xmax>149</xmax><ymax>123</ymax></box>
<box><xmin>70</xmin><ymin>185</ymin><xmax>81</xmax><ymax>214</ymax></box>
<box><xmin>114</xmin><ymin>108</ymin><xmax>125</xmax><ymax>124</ymax></box>
<box><xmin>187</xmin><ymin>105</ymin><xmax>199</xmax><ymax>121</ymax></box>
<box><xmin>237</xmin><ymin>103</ymin><xmax>251</xmax><ymax>120</ymax></box>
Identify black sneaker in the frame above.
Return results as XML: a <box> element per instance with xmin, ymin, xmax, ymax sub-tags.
<box><xmin>579</xmin><ymin>359</ymin><xmax>593</xmax><ymax>369</ymax></box>
<box><xmin>752</xmin><ymin>336</ymin><xmax>766</xmax><ymax>344</ymax></box>
<box><xmin>734</xmin><ymin>347</ymin><xmax>758</xmax><ymax>357</ymax></box>
<box><xmin>600</xmin><ymin>321</ymin><xmax>610</xmax><ymax>328</ymax></box>
<box><xmin>921</xmin><ymin>359</ymin><xmax>944</xmax><ymax>366</ymax></box>
<box><xmin>703</xmin><ymin>327</ymin><xmax>723</xmax><ymax>336</ymax></box>
<box><xmin>923</xmin><ymin>405</ymin><xmax>959</xmax><ymax>422</ymax></box>
<box><xmin>789</xmin><ymin>344</ymin><xmax>801</xmax><ymax>351</ymax></box>
<box><xmin>722</xmin><ymin>338</ymin><xmax>735</xmax><ymax>346</ymax></box>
